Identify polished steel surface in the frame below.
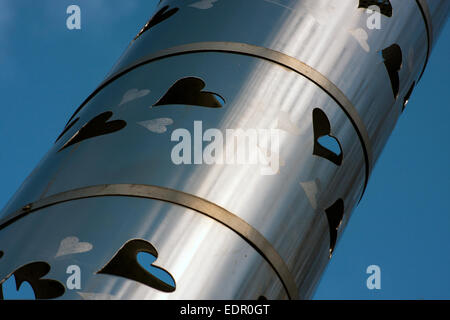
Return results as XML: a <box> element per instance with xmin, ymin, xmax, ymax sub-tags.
<box><xmin>0</xmin><ymin>52</ymin><xmax>367</xmax><ymax>298</ymax></box>
<box><xmin>0</xmin><ymin>51</ymin><xmax>367</xmax><ymax>299</ymax></box>
<box><xmin>66</xmin><ymin>41</ymin><xmax>373</xmax><ymax>193</ymax></box>
<box><xmin>106</xmin><ymin>0</ymin><xmax>435</xmax><ymax>160</ymax></box>
<box><xmin>0</xmin><ymin>0</ymin><xmax>448</xmax><ymax>299</ymax></box>
<box><xmin>0</xmin><ymin>197</ymin><xmax>288</xmax><ymax>299</ymax></box>
<box><xmin>0</xmin><ymin>184</ymin><xmax>299</xmax><ymax>299</ymax></box>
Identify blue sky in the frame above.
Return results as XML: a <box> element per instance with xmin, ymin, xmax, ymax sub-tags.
<box><xmin>0</xmin><ymin>1</ymin><xmax>448</xmax><ymax>299</ymax></box>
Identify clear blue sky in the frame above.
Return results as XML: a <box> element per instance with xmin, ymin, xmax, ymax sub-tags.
<box><xmin>0</xmin><ymin>0</ymin><xmax>448</xmax><ymax>299</ymax></box>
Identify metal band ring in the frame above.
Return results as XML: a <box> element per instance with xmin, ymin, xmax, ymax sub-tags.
<box><xmin>415</xmin><ymin>0</ymin><xmax>433</xmax><ymax>80</ymax></box>
<box><xmin>66</xmin><ymin>42</ymin><xmax>373</xmax><ymax>198</ymax></box>
<box><xmin>0</xmin><ymin>184</ymin><xmax>299</xmax><ymax>299</ymax></box>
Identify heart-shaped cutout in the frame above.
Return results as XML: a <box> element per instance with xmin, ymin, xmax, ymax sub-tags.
<box><xmin>189</xmin><ymin>0</ymin><xmax>218</xmax><ymax>10</ymax></box>
<box><xmin>55</xmin><ymin>236</ymin><xmax>93</xmax><ymax>257</ymax></box>
<box><xmin>59</xmin><ymin>111</ymin><xmax>126</xmax><ymax>151</ymax></box>
<box><xmin>300</xmin><ymin>178</ymin><xmax>322</xmax><ymax>210</ymax></box>
<box><xmin>325</xmin><ymin>199</ymin><xmax>345</xmax><ymax>257</ymax></box>
<box><xmin>312</xmin><ymin>108</ymin><xmax>343</xmax><ymax>166</ymax></box>
<box><xmin>350</xmin><ymin>28</ymin><xmax>370</xmax><ymax>52</ymax></box>
<box><xmin>0</xmin><ymin>262</ymin><xmax>65</xmax><ymax>300</ymax></box>
<box><xmin>154</xmin><ymin>77</ymin><xmax>225</xmax><ymax>108</ymax></box>
<box><xmin>120</xmin><ymin>88</ymin><xmax>150</xmax><ymax>106</ymax></box>
<box><xmin>381</xmin><ymin>44</ymin><xmax>402</xmax><ymax>99</ymax></box>
<box><xmin>98</xmin><ymin>239</ymin><xmax>175</xmax><ymax>293</ymax></box>
<box><xmin>138</xmin><ymin>118</ymin><xmax>174</xmax><ymax>134</ymax></box>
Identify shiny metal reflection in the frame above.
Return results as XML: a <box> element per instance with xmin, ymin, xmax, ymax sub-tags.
<box><xmin>0</xmin><ymin>0</ymin><xmax>448</xmax><ymax>300</ymax></box>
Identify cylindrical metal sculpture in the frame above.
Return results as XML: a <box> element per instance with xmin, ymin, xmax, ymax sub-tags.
<box><xmin>0</xmin><ymin>0</ymin><xmax>448</xmax><ymax>299</ymax></box>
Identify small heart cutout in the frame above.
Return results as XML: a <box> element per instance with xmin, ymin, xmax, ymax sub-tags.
<box><xmin>300</xmin><ymin>178</ymin><xmax>322</xmax><ymax>210</ymax></box>
<box><xmin>349</xmin><ymin>28</ymin><xmax>370</xmax><ymax>52</ymax></box>
<box><xmin>154</xmin><ymin>77</ymin><xmax>225</xmax><ymax>108</ymax></box>
<box><xmin>97</xmin><ymin>239</ymin><xmax>175</xmax><ymax>293</ymax></box>
<box><xmin>120</xmin><ymin>88</ymin><xmax>150</xmax><ymax>106</ymax></box>
<box><xmin>138</xmin><ymin>118</ymin><xmax>174</xmax><ymax>134</ymax></box>
<box><xmin>0</xmin><ymin>262</ymin><xmax>65</xmax><ymax>300</ymax></box>
<box><xmin>135</xmin><ymin>5</ymin><xmax>179</xmax><ymax>40</ymax></box>
<box><xmin>59</xmin><ymin>111</ymin><xmax>126</xmax><ymax>151</ymax></box>
<box><xmin>55</xmin><ymin>236</ymin><xmax>93</xmax><ymax>257</ymax></box>
<box><xmin>189</xmin><ymin>0</ymin><xmax>218</xmax><ymax>10</ymax></box>
<box><xmin>312</xmin><ymin>108</ymin><xmax>343</xmax><ymax>166</ymax></box>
